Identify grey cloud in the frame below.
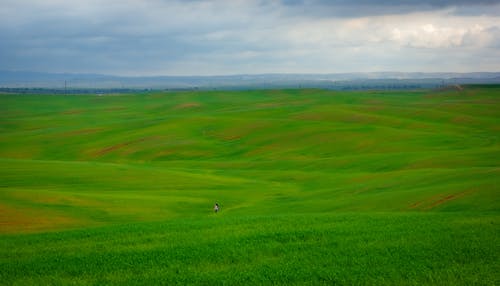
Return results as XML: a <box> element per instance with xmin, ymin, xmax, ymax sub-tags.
<box><xmin>280</xmin><ymin>0</ymin><xmax>500</xmax><ymax>17</ymax></box>
<box><xmin>282</xmin><ymin>0</ymin><xmax>500</xmax><ymax>7</ymax></box>
<box><xmin>0</xmin><ymin>0</ymin><xmax>499</xmax><ymax>75</ymax></box>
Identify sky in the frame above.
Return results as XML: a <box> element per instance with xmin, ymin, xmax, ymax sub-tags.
<box><xmin>1</xmin><ymin>0</ymin><xmax>499</xmax><ymax>76</ymax></box>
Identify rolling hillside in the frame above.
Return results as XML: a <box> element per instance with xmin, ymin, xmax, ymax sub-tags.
<box><xmin>1</xmin><ymin>86</ymin><xmax>499</xmax><ymax>285</ymax></box>
<box><xmin>1</xmin><ymin>87</ymin><xmax>498</xmax><ymax>232</ymax></box>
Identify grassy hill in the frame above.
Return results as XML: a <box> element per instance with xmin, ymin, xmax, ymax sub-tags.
<box><xmin>1</xmin><ymin>87</ymin><xmax>499</xmax><ymax>284</ymax></box>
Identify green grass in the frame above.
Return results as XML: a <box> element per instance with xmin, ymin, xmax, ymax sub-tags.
<box><xmin>1</xmin><ymin>87</ymin><xmax>499</xmax><ymax>284</ymax></box>
<box><xmin>2</xmin><ymin>213</ymin><xmax>498</xmax><ymax>285</ymax></box>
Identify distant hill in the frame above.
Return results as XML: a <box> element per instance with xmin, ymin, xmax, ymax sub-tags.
<box><xmin>1</xmin><ymin>70</ymin><xmax>499</xmax><ymax>91</ymax></box>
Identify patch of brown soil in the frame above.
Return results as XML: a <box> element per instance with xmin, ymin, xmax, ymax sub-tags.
<box><xmin>8</xmin><ymin>191</ymin><xmax>106</xmax><ymax>209</ymax></box>
<box><xmin>362</xmin><ymin>99</ymin><xmax>385</xmax><ymax>111</ymax></box>
<box><xmin>255</xmin><ymin>102</ymin><xmax>284</xmax><ymax>108</ymax></box>
<box><xmin>174</xmin><ymin>102</ymin><xmax>201</xmax><ymax>109</ymax></box>
<box><xmin>294</xmin><ymin>112</ymin><xmax>327</xmax><ymax>121</ymax></box>
<box><xmin>409</xmin><ymin>189</ymin><xmax>475</xmax><ymax>210</ymax></box>
<box><xmin>0</xmin><ymin>204</ymin><xmax>82</xmax><ymax>233</ymax></box>
<box><xmin>93</xmin><ymin>136</ymin><xmax>159</xmax><ymax>157</ymax></box>
<box><xmin>105</xmin><ymin>107</ymin><xmax>126</xmax><ymax>112</ymax></box>
<box><xmin>61</xmin><ymin>109</ymin><xmax>84</xmax><ymax>115</ymax></box>
<box><xmin>153</xmin><ymin>150</ymin><xmax>175</xmax><ymax>159</ymax></box>
<box><xmin>61</xmin><ymin>128</ymin><xmax>104</xmax><ymax>137</ymax></box>
<box><xmin>222</xmin><ymin>135</ymin><xmax>242</xmax><ymax>141</ymax></box>
<box><xmin>409</xmin><ymin>201</ymin><xmax>422</xmax><ymax>209</ymax></box>
<box><xmin>426</xmin><ymin>191</ymin><xmax>468</xmax><ymax>209</ymax></box>
<box><xmin>406</xmin><ymin>122</ymin><xmax>433</xmax><ymax>130</ymax></box>
<box><xmin>211</xmin><ymin>123</ymin><xmax>268</xmax><ymax>142</ymax></box>
<box><xmin>95</xmin><ymin>142</ymin><xmax>130</xmax><ymax>156</ymax></box>
<box><xmin>451</xmin><ymin>116</ymin><xmax>473</xmax><ymax>124</ymax></box>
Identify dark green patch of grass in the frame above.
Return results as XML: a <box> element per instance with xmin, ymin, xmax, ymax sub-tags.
<box><xmin>1</xmin><ymin>213</ymin><xmax>498</xmax><ymax>285</ymax></box>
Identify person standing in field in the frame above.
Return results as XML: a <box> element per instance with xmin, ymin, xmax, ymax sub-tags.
<box><xmin>214</xmin><ymin>203</ymin><xmax>219</xmax><ymax>213</ymax></box>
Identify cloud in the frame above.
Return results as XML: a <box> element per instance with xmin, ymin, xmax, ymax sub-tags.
<box><xmin>280</xmin><ymin>0</ymin><xmax>500</xmax><ymax>17</ymax></box>
<box><xmin>0</xmin><ymin>0</ymin><xmax>499</xmax><ymax>75</ymax></box>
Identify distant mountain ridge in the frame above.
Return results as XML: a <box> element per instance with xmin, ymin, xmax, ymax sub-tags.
<box><xmin>1</xmin><ymin>70</ymin><xmax>499</xmax><ymax>90</ymax></box>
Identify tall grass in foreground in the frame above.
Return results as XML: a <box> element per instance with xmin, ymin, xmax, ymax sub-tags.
<box><xmin>1</xmin><ymin>213</ymin><xmax>498</xmax><ymax>285</ymax></box>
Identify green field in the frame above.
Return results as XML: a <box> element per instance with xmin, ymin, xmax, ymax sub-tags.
<box><xmin>1</xmin><ymin>87</ymin><xmax>499</xmax><ymax>284</ymax></box>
